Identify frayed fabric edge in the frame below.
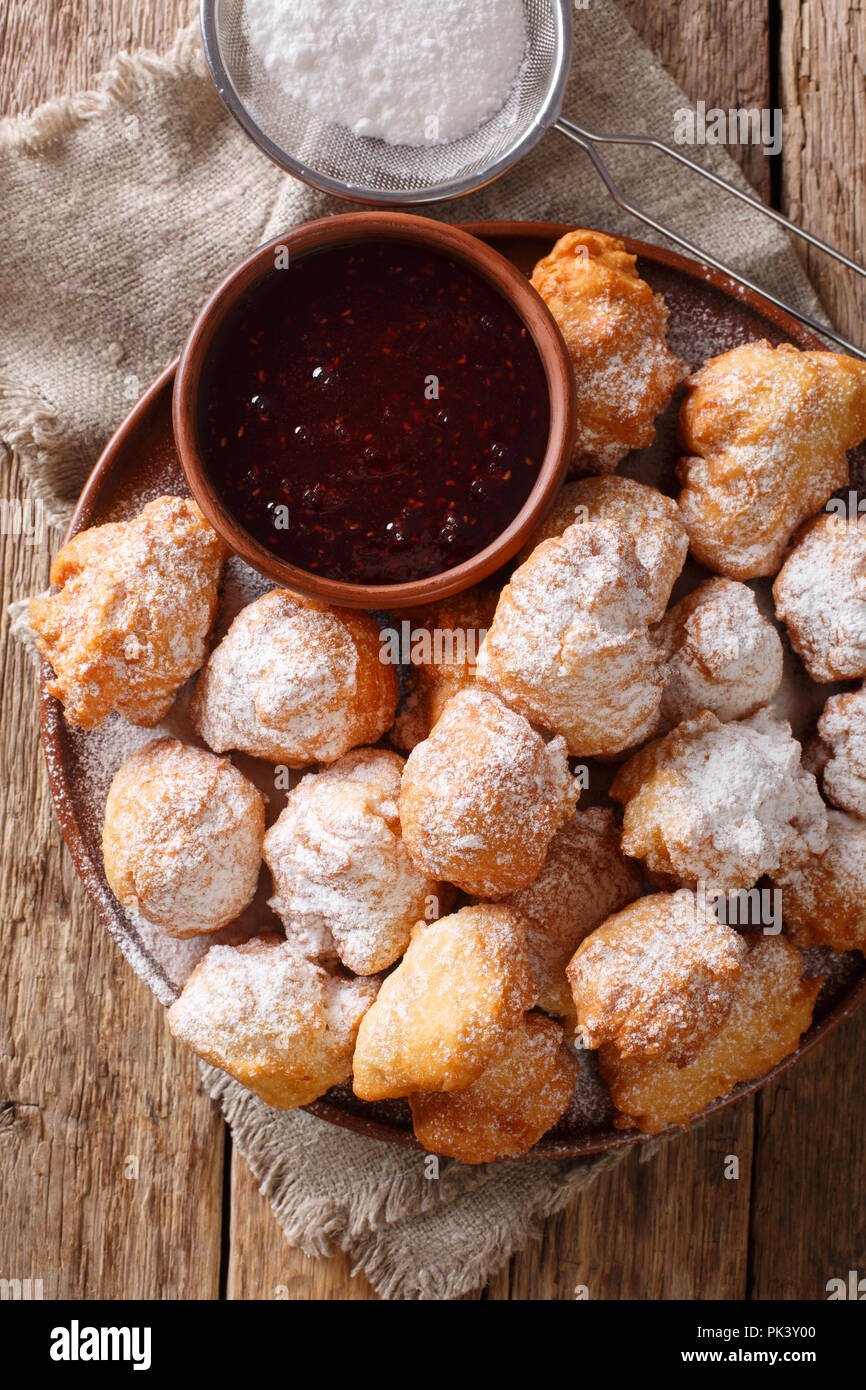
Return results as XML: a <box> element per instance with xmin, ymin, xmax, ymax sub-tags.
<box><xmin>0</xmin><ymin>23</ymin><xmax>204</xmax><ymax>154</ymax></box>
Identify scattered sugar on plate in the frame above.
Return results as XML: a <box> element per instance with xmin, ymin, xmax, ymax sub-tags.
<box><xmin>244</xmin><ymin>0</ymin><xmax>528</xmax><ymax>146</ymax></box>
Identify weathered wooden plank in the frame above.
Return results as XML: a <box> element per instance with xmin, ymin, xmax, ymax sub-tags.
<box><xmin>778</xmin><ymin>0</ymin><xmax>866</xmax><ymax>341</ymax></box>
<box><xmin>0</xmin><ymin>452</ymin><xmax>225</xmax><ymax>1298</ymax></box>
<box><xmin>622</xmin><ymin>0</ymin><xmax>773</xmax><ymax>197</ymax></box>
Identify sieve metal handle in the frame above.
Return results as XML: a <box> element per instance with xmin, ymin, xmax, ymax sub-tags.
<box><xmin>554</xmin><ymin>116</ymin><xmax>866</xmax><ymax>360</ymax></box>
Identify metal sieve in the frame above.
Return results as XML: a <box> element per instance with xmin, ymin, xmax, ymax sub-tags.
<box><xmin>201</xmin><ymin>0</ymin><xmax>866</xmax><ymax>356</ymax></box>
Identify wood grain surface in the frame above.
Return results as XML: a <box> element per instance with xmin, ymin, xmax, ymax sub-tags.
<box><xmin>1</xmin><ymin>0</ymin><xmax>865</xmax><ymax>1302</ymax></box>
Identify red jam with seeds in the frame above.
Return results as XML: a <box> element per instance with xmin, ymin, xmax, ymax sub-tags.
<box><xmin>201</xmin><ymin>241</ymin><xmax>550</xmax><ymax>584</ymax></box>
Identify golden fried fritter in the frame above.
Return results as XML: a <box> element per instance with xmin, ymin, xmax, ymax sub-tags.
<box><xmin>191</xmin><ymin>588</ymin><xmax>397</xmax><ymax>767</ymax></box>
<box><xmin>599</xmin><ymin>936</ymin><xmax>820</xmax><ymax>1134</ymax></box>
<box><xmin>677</xmin><ymin>341</ymin><xmax>866</xmax><ymax>579</ymax></box>
<box><xmin>773</xmin><ymin>513</ymin><xmax>866</xmax><ymax>681</ymax></box>
<box><xmin>398</xmin><ymin>688</ymin><xmax>577</xmax><ymax>898</ymax></box>
<box><xmin>351</xmin><ymin>905</ymin><xmax>536</xmax><ymax>1100</ymax></box>
<box><xmin>477</xmin><ymin>520</ymin><xmax>664</xmax><ymax>757</ymax></box>
<box><xmin>103</xmin><ymin>737</ymin><xmax>265</xmax><ymax>937</ymax></box>
<box><xmin>263</xmin><ymin>749</ymin><xmax>441</xmax><ymax>975</ymax></box>
<box><xmin>567</xmin><ymin>890</ymin><xmax>747</xmax><ymax>1065</ymax></box>
<box><xmin>30</xmin><ymin>495</ymin><xmax>227</xmax><ymax>729</ymax></box>
<box><xmin>531</xmin><ymin>229</ymin><xmax>685</xmax><ymax>474</ymax></box>
<box><xmin>167</xmin><ymin>935</ymin><xmax>378</xmax><ymax>1109</ymax></box>
<box><xmin>409</xmin><ymin>1013</ymin><xmax>578</xmax><ymax>1163</ymax></box>
<box><xmin>772</xmin><ymin>808</ymin><xmax>866</xmax><ymax>953</ymax></box>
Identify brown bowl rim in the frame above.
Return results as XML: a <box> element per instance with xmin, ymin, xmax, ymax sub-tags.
<box><xmin>172</xmin><ymin>211</ymin><xmax>577</xmax><ymax>608</ymax></box>
<box><xmin>41</xmin><ymin>221</ymin><xmax>866</xmax><ymax>1158</ymax></box>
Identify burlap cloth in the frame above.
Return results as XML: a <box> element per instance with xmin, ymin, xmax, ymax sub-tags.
<box><xmin>1</xmin><ymin>4</ymin><xmax>826</xmax><ymax>1299</ymax></box>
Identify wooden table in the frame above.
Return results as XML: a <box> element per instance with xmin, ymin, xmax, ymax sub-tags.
<box><xmin>2</xmin><ymin>0</ymin><xmax>865</xmax><ymax>1301</ymax></box>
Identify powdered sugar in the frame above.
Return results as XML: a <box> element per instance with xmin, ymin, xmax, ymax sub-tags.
<box><xmin>656</xmin><ymin>577</ymin><xmax>784</xmax><ymax>730</ymax></box>
<box><xmin>814</xmin><ymin>684</ymin><xmax>866</xmax><ymax>817</ymax></box>
<box><xmin>264</xmin><ymin>748</ymin><xmax>436</xmax><ymax>975</ymax></box>
<box><xmin>614</xmin><ymin>709</ymin><xmax>828</xmax><ymax>888</ymax></box>
<box><xmin>773</xmin><ymin>513</ymin><xmax>866</xmax><ymax>681</ymax></box>
<box><xmin>244</xmin><ymin>0</ymin><xmax>527</xmax><ymax>146</ymax></box>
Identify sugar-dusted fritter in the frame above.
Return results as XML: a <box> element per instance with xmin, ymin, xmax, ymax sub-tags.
<box><xmin>567</xmin><ymin>890</ymin><xmax>747</xmax><ymax>1065</ymax></box>
<box><xmin>263</xmin><ymin>749</ymin><xmax>442</xmax><ymax>975</ymax></box>
<box><xmin>772</xmin><ymin>809</ymin><xmax>866</xmax><ymax>954</ymax></box>
<box><xmin>531</xmin><ymin>229</ymin><xmax>685</xmax><ymax>474</ymax></box>
<box><xmin>773</xmin><ymin>513</ymin><xmax>866</xmax><ymax>682</ymax></box>
<box><xmin>811</xmin><ymin>684</ymin><xmax>866</xmax><ymax>818</ymax></box>
<box><xmin>30</xmin><ymin>495</ymin><xmax>227</xmax><ymax>729</ymax></box>
<box><xmin>502</xmin><ymin>806</ymin><xmax>643</xmax><ymax>1020</ymax></box>
<box><xmin>517</xmin><ymin>475</ymin><xmax>688</xmax><ymax>622</ymax></box>
<box><xmin>351</xmin><ymin>905</ymin><xmax>537</xmax><ymax>1100</ymax></box>
<box><xmin>655</xmin><ymin>577</ymin><xmax>784</xmax><ymax>732</ymax></box>
<box><xmin>611</xmin><ymin>709</ymin><xmax>827</xmax><ymax>890</ymax></box>
<box><xmin>190</xmin><ymin>588</ymin><xmax>397</xmax><ymax>767</ymax></box>
<box><xmin>409</xmin><ymin>1013</ymin><xmax>578</xmax><ymax>1163</ymax></box>
<box><xmin>167</xmin><ymin>934</ymin><xmax>378</xmax><ymax>1109</ymax></box>
<box><xmin>477</xmin><ymin>520</ymin><xmax>664</xmax><ymax>758</ymax></box>
<box><xmin>398</xmin><ymin>688</ymin><xmax>577</xmax><ymax>898</ymax></box>
<box><xmin>390</xmin><ymin>585</ymin><xmax>499</xmax><ymax>752</ymax></box>
<box><xmin>677</xmin><ymin>341</ymin><xmax>866</xmax><ymax>579</ymax></box>
<box><xmin>103</xmin><ymin>738</ymin><xmax>265</xmax><ymax>937</ymax></box>
<box><xmin>599</xmin><ymin>935</ymin><xmax>820</xmax><ymax>1134</ymax></box>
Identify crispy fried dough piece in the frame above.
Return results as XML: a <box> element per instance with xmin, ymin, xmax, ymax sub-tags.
<box><xmin>409</xmin><ymin>1014</ymin><xmax>578</xmax><ymax>1163</ymax></box>
<box><xmin>263</xmin><ymin>748</ymin><xmax>441</xmax><ymax>975</ymax></box>
<box><xmin>773</xmin><ymin>513</ymin><xmax>866</xmax><ymax>681</ymax></box>
<box><xmin>351</xmin><ymin>905</ymin><xmax>537</xmax><ymax>1100</ymax></box>
<box><xmin>567</xmin><ymin>890</ymin><xmax>747</xmax><ymax>1065</ymax></box>
<box><xmin>167</xmin><ymin>935</ymin><xmax>378</xmax><ymax>1109</ymax></box>
<box><xmin>29</xmin><ymin>496</ymin><xmax>227</xmax><ymax>729</ymax></box>
<box><xmin>655</xmin><ymin>577</ymin><xmax>784</xmax><ymax>732</ymax></box>
<box><xmin>477</xmin><ymin>520</ymin><xmax>663</xmax><ymax>758</ymax></box>
<box><xmin>772</xmin><ymin>809</ymin><xmax>866</xmax><ymax>953</ymax></box>
<box><xmin>103</xmin><ymin>737</ymin><xmax>265</xmax><ymax>937</ymax></box>
<box><xmin>610</xmin><ymin>709</ymin><xmax>827</xmax><ymax>890</ymax></box>
<box><xmin>677</xmin><ymin>341</ymin><xmax>866</xmax><ymax>579</ymax></box>
<box><xmin>398</xmin><ymin>688</ymin><xmax>577</xmax><ymax>898</ymax></box>
<box><xmin>811</xmin><ymin>684</ymin><xmax>866</xmax><ymax>817</ymax></box>
<box><xmin>517</xmin><ymin>475</ymin><xmax>688</xmax><ymax>622</ymax></box>
<box><xmin>390</xmin><ymin>586</ymin><xmax>499</xmax><ymax>752</ymax></box>
<box><xmin>599</xmin><ymin>936</ymin><xmax>820</xmax><ymax>1134</ymax></box>
<box><xmin>531</xmin><ymin>229</ymin><xmax>685</xmax><ymax>474</ymax></box>
<box><xmin>502</xmin><ymin>806</ymin><xmax>643</xmax><ymax>1019</ymax></box>
<box><xmin>190</xmin><ymin>588</ymin><xmax>397</xmax><ymax>767</ymax></box>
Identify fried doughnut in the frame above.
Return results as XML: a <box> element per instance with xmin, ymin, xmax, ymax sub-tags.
<box><xmin>502</xmin><ymin>806</ymin><xmax>643</xmax><ymax>1019</ymax></box>
<box><xmin>102</xmin><ymin>738</ymin><xmax>265</xmax><ymax>937</ymax></box>
<box><xmin>167</xmin><ymin>934</ymin><xmax>378</xmax><ymax>1109</ymax></box>
<box><xmin>477</xmin><ymin>521</ymin><xmax>663</xmax><ymax>757</ymax></box>
<box><xmin>409</xmin><ymin>1014</ymin><xmax>578</xmax><ymax>1163</ymax></box>
<box><xmin>771</xmin><ymin>809</ymin><xmax>866</xmax><ymax>953</ymax></box>
<box><xmin>677</xmin><ymin>341</ymin><xmax>866</xmax><ymax>579</ymax></box>
<box><xmin>811</xmin><ymin>685</ymin><xmax>866</xmax><ymax>817</ymax></box>
<box><xmin>655</xmin><ymin>578</ymin><xmax>784</xmax><ymax>732</ymax></box>
<box><xmin>531</xmin><ymin>229</ymin><xmax>685</xmax><ymax>474</ymax></box>
<box><xmin>29</xmin><ymin>496</ymin><xmax>227</xmax><ymax>729</ymax></box>
<box><xmin>398</xmin><ymin>688</ymin><xmax>577</xmax><ymax>898</ymax></box>
<box><xmin>773</xmin><ymin>513</ymin><xmax>866</xmax><ymax>681</ymax></box>
<box><xmin>517</xmin><ymin>475</ymin><xmax>688</xmax><ymax>622</ymax></box>
<box><xmin>390</xmin><ymin>586</ymin><xmax>498</xmax><ymax>752</ymax></box>
<box><xmin>352</xmin><ymin>904</ymin><xmax>536</xmax><ymax>1100</ymax></box>
<box><xmin>599</xmin><ymin>935</ymin><xmax>820</xmax><ymax>1133</ymax></box>
<box><xmin>263</xmin><ymin>749</ymin><xmax>441</xmax><ymax>975</ymax></box>
<box><xmin>611</xmin><ymin>710</ymin><xmax>828</xmax><ymax>890</ymax></box>
<box><xmin>190</xmin><ymin>588</ymin><xmax>397</xmax><ymax>767</ymax></box>
<box><xmin>567</xmin><ymin>890</ymin><xmax>747</xmax><ymax>1065</ymax></box>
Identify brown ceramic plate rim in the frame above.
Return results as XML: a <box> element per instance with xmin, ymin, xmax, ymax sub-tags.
<box><xmin>40</xmin><ymin>222</ymin><xmax>866</xmax><ymax>1158</ymax></box>
<box><xmin>173</xmin><ymin>211</ymin><xmax>578</xmax><ymax>609</ymax></box>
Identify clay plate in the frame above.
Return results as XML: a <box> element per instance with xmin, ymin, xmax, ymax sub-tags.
<box><xmin>40</xmin><ymin>222</ymin><xmax>866</xmax><ymax>1158</ymax></box>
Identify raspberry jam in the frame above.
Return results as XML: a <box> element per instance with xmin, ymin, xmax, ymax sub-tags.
<box><xmin>201</xmin><ymin>241</ymin><xmax>550</xmax><ymax>585</ymax></box>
